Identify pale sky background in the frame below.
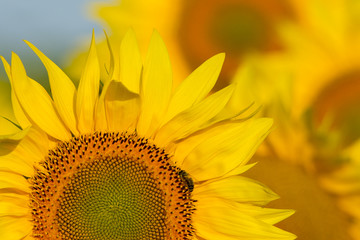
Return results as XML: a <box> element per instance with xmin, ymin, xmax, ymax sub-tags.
<box><xmin>0</xmin><ymin>0</ymin><xmax>112</xmax><ymax>89</ymax></box>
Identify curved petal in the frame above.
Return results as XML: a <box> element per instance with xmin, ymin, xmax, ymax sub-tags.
<box><xmin>10</xmin><ymin>53</ymin><xmax>70</xmax><ymax>140</ymax></box>
<box><xmin>25</xmin><ymin>41</ymin><xmax>78</xmax><ymax>135</ymax></box>
<box><xmin>193</xmin><ymin>197</ymin><xmax>296</xmax><ymax>240</ymax></box>
<box><xmin>1</xmin><ymin>57</ymin><xmax>30</xmax><ymax>129</ymax></box>
<box><xmin>95</xmin><ymin>80</ymin><xmax>111</xmax><ymax>131</ymax></box>
<box><xmin>104</xmin><ymin>80</ymin><xmax>140</xmax><ymax>132</ymax></box>
<box><xmin>164</xmin><ymin>53</ymin><xmax>225</xmax><ymax>122</ymax></box>
<box><xmin>0</xmin><ymin>127</ymin><xmax>49</xmax><ymax>177</ymax></box>
<box><xmin>0</xmin><ymin>193</ymin><xmax>29</xmax><ymax>217</ymax></box>
<box><xmin>178</xmin><ymin>118</ymin><xmax>273</xmax><ymax>181</ymax></box>
<box><xmin>119</xmin><ymin>28</ymin><xmax>142</xmax><ymax>93</ymax></box>
<box><xmin>155</xmin><ymin>84</ymin><xmax>234</xmax><ymax>145</ymax></box>
<box><xmin>230</xmin><ymin>204</ymin><xmax>295</xmax><ymax>225</ymax></box>
<box><xmin>0</xmin><ymin>216</ymin><xmax>32</xmax><ymax>240</ymax></box>
<box><xmin>0</xmin><ymin>172</ymin><xmax>29</xmax><ymax>193</ymax></box>
<box><xmin>104</xmin><ymin>31</ymin><xmax>117</xmax><ymax>84</ymax></box>
<box><xmin>0</xmin><ymin>118</ymin><xmax>20</xmax><ymax>137</ymax></box>
<box><xmin>137</xmin><ymin>30</ymin><xmax>172</xmax><ymax>136</ymax></box>
<box><xmin>76</xmin><ymin>33</ymin><xmax>100</xmax><ymax>133</ymax></box>
<box><xmin>194</xmin><ymin>176</ymin><xmax>279</xmax><ymax>206</ymax></box>
<box><xmin>0</xmin><ymin>81</ymin><xmax>19</xmax><ymax>135</ymax></box>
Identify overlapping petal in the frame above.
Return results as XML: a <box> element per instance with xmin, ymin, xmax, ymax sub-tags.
<box><xmin>194</xmin><ymin>176</ymin><xmax>279</xmax><ymax>206</ymax></box>
<box><xmin>155</xmin><ymin>84</ymin><xmax>234</xmax><ymax>145</ymax></box>
<box><xmin>193</xmin><ymin>197</ymin><xmax>296</xmax><ymax>240</ymax></box>
<box><xmin>25</xmin><ymin>41</ymin><xmax>78</xmax><ymax>135</ymax></box>
<box><xmin>163</xmin><ymin>53</ymin><xmax>225</xmax><ymax>122</ymax></box>
<box><xmin>76</xmin><ymin>33</ymin><xmax>100</xmax><ymax>133</ymax></box>
<box><xmin>7</xmin><ymin>54</ymin><xmax>70</xmax><ymax>140</ymax></box>
<box><xmin>119</xmin><ymin>29</ymin><xmax>142</xmax><ymax>93</ymax></box>
<box><xmin>137</xmin><ymin>30</ymin><xmax>172</xmax><ymax>136</ymax></box>
<box><xmin>178</xmin><ymin>118</ymin><xmax>272</xmax><ymax>181</ymax></box>
<box><xmin>1</xmin><ymin>58</ymin><xmax>31</xmax><ymax>130</ymax></box>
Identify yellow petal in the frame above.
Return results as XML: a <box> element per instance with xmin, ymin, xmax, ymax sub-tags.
<box><xmin>104</xmin><ymin>31</ymin><xmax>117</xmax><ymax>83</ymax></box>
<box><xmin>222</xmin><ymin>163</ymin><xmax>257</xmax><ymax>178</ymax></box>
<box><xmin>103</xmin><ymin>80</ymin><xmax>140</xmax><ymax>132</ymax></box>
<box><xmin>119</xmin><ymin>28</ymin><xmax>142</xmax><ymax>93</ymax></box>
<box><xmin>164</xmin><ymin>53</ymin><xmax>225</xmax><ymax>122</ymax></box>
<box><xmin>0</xmin><ymin>81</ymin><xmax>19</xmax><ymax>135</ymax></box>
<box><xmin>194</xmin><ymin>197</ymin><xmax>296</xmax><ymax>240</ymax></box>
<box><xmin>232</xmin><ymin>204</ymin><xmax>295</xmax><ymax>225</ymax></box>
<box><xmin>0</xmin><ymin>172</ymin><xmax>29</xmax><ymax>193</ymax></box>
<box><xmin>25</xmin><ymin>41</ymin><xmax>78</xmax><ymax>135</ymax></box>
<box><xmin>76</xmin><ymin>32</ymin><xmax>100</xmax><ymax>133</ymax></box>
<box><xmin>0</xmin><ymin>216</ymin><xmax>32</xmax><ymax>240</ymax></box>
<box><xmin>0</xmin><ymin>118</ymin><xmax>20</xmax><ymax>136</ymax></box>
<box><xmin>179</xmin><ymin>118</ymin><xmax>273</xmax><ymax>181</ymax></box>
<box><xmin>10</xmin><ymin>53</ymin><xmax>70</xmax><ymax>140</ymax></box>
<box><xmin>155</xmin><ymin>84</ymin><xmax>234</xmax><ymax>145</ymax></box>
<box><xmin>0</xmin><ymin>127</ymin><xmax>30</xmax><ymax>146</ymax></box>
<box><xmin>0</xmin><ymin>57</ymin><xmax>30</xmax><ymax>129</ymax></box>
<box><xmin>0</xmin><ymin>194</ymin><xmax>29</xmax><ymax>217</ymax></box>
<box><xmin>137</xmin><ymin>30</ymin><xmax>172</xmax><ymax>136</ymax></box>
<box><xmin>0</xmin><ymin>155</ymin><xmax>33</xmax><ymax>177</ymax></box>
<box><xmin>194</xmin><ymin>176</ymin><xmax>279</xmax><ymax>206</ymax></box>
<box><xmin>94</xmin><ymin>80</ymin><xmax>111</xmax><ymax>131</ymax></box>
<box><xmin>0</xmin><ymin>127</ymin><xmax>49</xmax><ymax>176</ymax></box>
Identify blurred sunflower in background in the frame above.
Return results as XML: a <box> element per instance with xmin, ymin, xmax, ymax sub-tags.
<box><xmin>63</xmin><ymin>0</ymin><xmax>360</xmax><ymax>239</ymax></box>
<box><xmin>65</xmin><ymin>0</ymin><xmax>298</xmax><ymax>89</ymax></box>
<box><xmin>227</xmin><ymin>0</ymin><xmax>360</xmax><ymax>239</ymax></box>
<box><xmin>0</xmin><ymin>30</ymin><xmax>296</xmax><ymax>239</ymax></box>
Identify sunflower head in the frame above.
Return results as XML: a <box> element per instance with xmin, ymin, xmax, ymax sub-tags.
<box><xmin>0</xmin><ymin>30</ymin><xmax>295</xmax><ymax>240</ymax></box>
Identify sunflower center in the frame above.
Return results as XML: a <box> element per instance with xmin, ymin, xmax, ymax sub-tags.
<box><xmin>30</xmin><ymin>132</ymin><xmax>195</xmax><ymax>240</ymax></box>
<box><xmin>57</xmin><ymin>156</ymin><xmax>166</xmax><ymax>239</ymax></box>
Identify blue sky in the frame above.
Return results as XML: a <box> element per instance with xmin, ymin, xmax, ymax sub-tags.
<box><xmin>0</xmin><ymin>0</ymin><xmax>112</xmax><ymax>86</ymax></box>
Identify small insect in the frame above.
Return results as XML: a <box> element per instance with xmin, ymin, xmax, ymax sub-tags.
<box><xmin>178</xmin><ymin>170</ymin><xmax>194</xmax><ymax>192</ymax></box>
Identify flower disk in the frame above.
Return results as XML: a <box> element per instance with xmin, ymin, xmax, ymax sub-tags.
<box><xmin>30</xmin><ymin>132</ymin><xmax>195</xmax><ymax>240</ymax></box>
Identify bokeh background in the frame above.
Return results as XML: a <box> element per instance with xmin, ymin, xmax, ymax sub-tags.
<box><xmin>1</xmin><ymin>0</ymin><xmax>360</xmax><ymax>240</ymax></box>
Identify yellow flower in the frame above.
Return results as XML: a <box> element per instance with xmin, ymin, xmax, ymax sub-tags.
<box><xmin>66</xmin><ymin>0</ymin><xmax>298</xmax><ymax>90</ymax></box>
<box><xmin>0</xmin><ymin>30</ymin><xmax>295</xmax><ymax>239</ymax></box>
<box><xmin>227</xmin><ymin>0</ymin><xmax>360</xmax><ymax>239</ymax></box>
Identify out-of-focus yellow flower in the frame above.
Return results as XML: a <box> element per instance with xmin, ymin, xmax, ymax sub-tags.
<box><xmin>229</xmin><ymin>0</ymin><xmax>360</xmax><ymax>239</ymax></box>
<box><xmin>0</xmin><ymin>31</ymin><xmax>296</xmax><ymax>240</ymax></box>
<box><xmin>66</xmin><ymin>0</ymin><xmax>301</xmax><ymax>90</ymax></box>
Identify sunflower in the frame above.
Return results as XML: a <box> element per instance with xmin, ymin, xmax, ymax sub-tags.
<box><xmin>0</xmin><ymin>30</ymin><xmax>295</xmax><ymax>239</ymax></box>
<box><xmin>224</xmin><ymin>0</ymin><xmax>360</xmax><ymax>239</ymax></box>
<box><xmin>66</xmin><ymin>0</ymin><xmax>300</xmax><ymax>90</ymax></box>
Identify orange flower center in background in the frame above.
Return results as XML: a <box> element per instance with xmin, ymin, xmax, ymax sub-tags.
<box><xmin>30</xmin><ymin>132</ymin><xmax>195</xmax><ymax>239</ymax></box>
<box><xmin>178</xmin><ymin>0</ymin><xmax>294</xmax><ymax>90</ymax></box>
<box><xmin>309</xmin><ymin>72</ymin><xmax>360</xmax><ymax>171</ymax></box>
<box><xmin>313</xmin><ymin>71</ymin><xmax>360</xmax><ymax>146</ymax></box>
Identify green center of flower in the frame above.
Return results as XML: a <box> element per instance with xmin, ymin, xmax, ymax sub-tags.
<box><xmin>57</xmin><ymin>156</ymin><xmax>166</xmax><ymax>239</ymax></box>
<box><xmin>30</xmin><ymin>132</ymin><xmax>195</xmax><ymax>240</ymax></box>
<box><xmin>178</xmin><ymin>0</ymin><xmax>293</xmax><ymax>90</ymax></box>
<box><xmin>210</xmin><ymin>6</ymin><xmax>268</xmax><ymax>54</ymax></box>
<box><xmin>310</xmin><ymin>71</ymin><xmax>360</xmax><ymax>170</ymax></box>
